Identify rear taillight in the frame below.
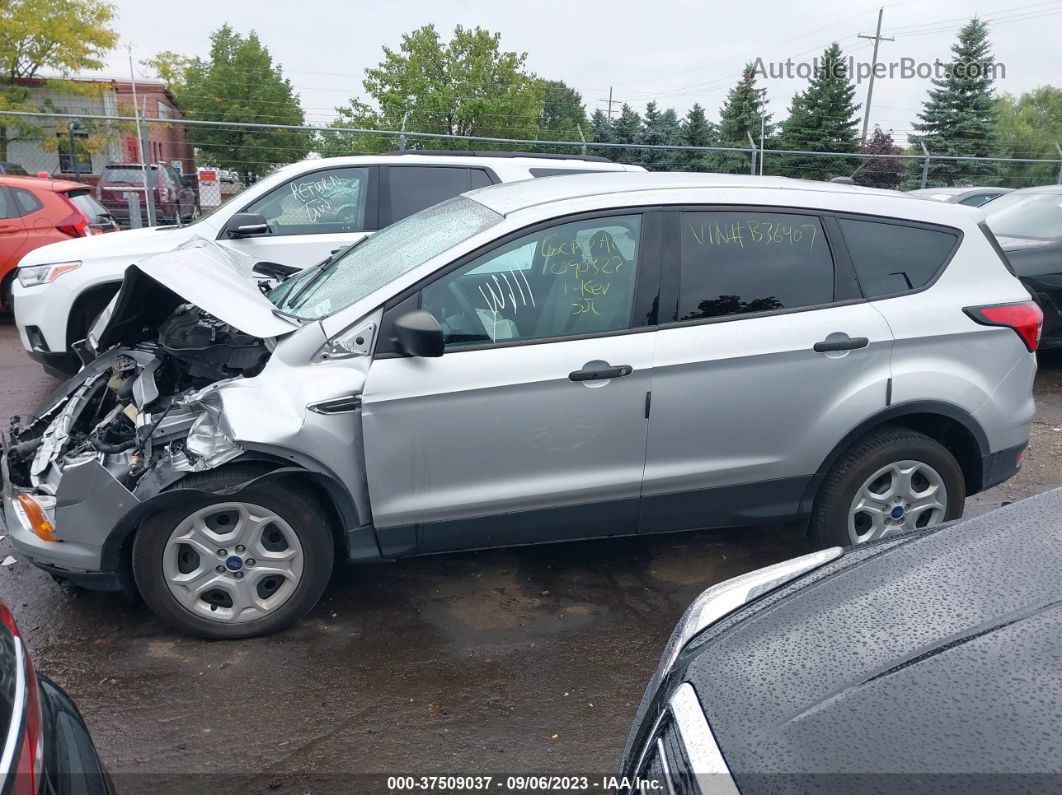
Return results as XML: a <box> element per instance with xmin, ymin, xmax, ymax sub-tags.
<box><xmin>965</xmin><ymin>301</ymin><xmax>1044</xmax><ymax>352</ymax></box>
<box><xmin>0</xmin><ymin>604</ymin><xmax>44</xmax><ymax>795</ymax></box>
<box><xmin>56</xmin><ymin>193</ymin><xmax>90</xmax><ymax>238</ymax></box>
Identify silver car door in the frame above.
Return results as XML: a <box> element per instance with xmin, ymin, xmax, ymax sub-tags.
<box><xmin>640</xmin><ymin>209</ymin><xmax>893</xmax><ymax>532</ymax></box>
<box><xmin>361</xmin><ymin>211</ymin><xmax>662</xmax><ymax>556</ymax></box>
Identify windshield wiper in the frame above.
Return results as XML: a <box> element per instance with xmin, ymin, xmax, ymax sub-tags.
<box><xmin>278</xmin><ymin>238</ymin><xmax>367</xmax><ymax>311</ymax></box>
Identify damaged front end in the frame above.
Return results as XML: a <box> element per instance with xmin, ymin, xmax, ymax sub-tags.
<box><xmin>1</xmin><ymin>239</ymin><xmax>301</xmax><ymax>582</ymax></box>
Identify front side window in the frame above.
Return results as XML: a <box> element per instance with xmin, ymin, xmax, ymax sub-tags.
<box><xmin>269</xmin><ymin>196</ymin><xmax>502</xmax><ymax>319</ymax></box>
<box><xmin>678</xmin><ymin>211</ymin><xmax>833</xmax><ymax>321</ymax></box>
<box><xmin>421</xmin><ymin>214</ymin><xmax>643</xmax><ymax>349</ymax></box>
<box><xmin>245</xmin><ymin>167</ymin><xmax>370</xmax><ymax>236</ymax></box>
<box><xmin>839</xmin><ymin>218</ymin><xmax>958</xmax><ymax>299</ymax></box>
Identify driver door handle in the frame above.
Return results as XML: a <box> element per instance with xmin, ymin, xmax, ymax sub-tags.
<box><xmin>569</xmin><ymin>364</ymin><xmax>633</xmax><ymax>382</ymax></box>
<box><xmin>813</xmin><ymin>336</ymin><xmax>869</xmax><ymax>353</ymax></box>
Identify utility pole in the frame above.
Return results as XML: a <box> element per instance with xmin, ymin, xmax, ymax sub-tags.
<box><xmin>858</xmin><ymin>8</ymin><xmax>894</xmax><ymax>144</ymax></box>
<box><xmin>598</xmin><ymin>87</ymin><xmax>622</xmax><ymax>119</ymax></box>
<box><xmin>128</xmin><ymin>45</ymin><xmax>156</xmax><ymax>226</ymax></box>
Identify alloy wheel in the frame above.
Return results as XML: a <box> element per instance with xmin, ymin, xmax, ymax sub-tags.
<box><xmin>847</xmin><ymin>459</ymin><xmax>949</xmax><ymax>545</ymax></box>
<box><xmin>162</xmin><ymin>502</ymin><xmax>304</xmax><ymax>623</ymax></box>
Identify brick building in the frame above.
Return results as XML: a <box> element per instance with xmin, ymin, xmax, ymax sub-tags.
<box><xmin>113</xmin><ymin>80</ymin><xmax>195</xmax><ymax>177</ymax></box>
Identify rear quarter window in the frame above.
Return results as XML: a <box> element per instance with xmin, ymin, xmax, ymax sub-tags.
<box><xmin>838</xmin><ymin>218</ymin><xmax>959</xmax><ymax>299</ymax></box>
<box><xmin>12</xmin><ymin>188</ymin><xmax>43</xmax><ymax>216</ymax></box>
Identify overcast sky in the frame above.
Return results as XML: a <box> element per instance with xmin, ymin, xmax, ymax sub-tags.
<box><xmin>96</xmin><ymin>0</ymin><xmax>1062</xmax><ymax>149</ymax></box>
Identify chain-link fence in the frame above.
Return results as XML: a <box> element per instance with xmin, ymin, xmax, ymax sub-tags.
<box><xmin>3</xmin><ymin>107</ymin><xmax>1060</xmax><ymax>228</ymax></box>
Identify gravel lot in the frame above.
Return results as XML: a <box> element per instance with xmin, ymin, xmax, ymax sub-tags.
<box><xmin>0</xmin><ymin>320</ymin><xmax>1059</xmax><ymax>791</ymax></box>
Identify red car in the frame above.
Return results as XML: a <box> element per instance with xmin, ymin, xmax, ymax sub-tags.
<box><xmin>95</xmin><ymin>163</ymin><xmax>197</xmax><ymax>228</ymax></box>
<box><xmin>0</xmin><ymin>176</ymin><xmax>116</xmax><ymax>312</ymax></box>
<box><xmin>0</xmin><ymin>600</ymin><xmax>112</xmax><ymax>793</ymax></box>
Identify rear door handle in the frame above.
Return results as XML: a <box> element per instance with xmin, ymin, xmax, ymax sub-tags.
<box><xmin>569</xmin><ymin>364</ymin><xmax>633</xmax><ymax>382</ymax></box>
<box><xmin>813</xmin><ymin>336</ymin><xmax>869</xmax><ymax>352</ymax></box>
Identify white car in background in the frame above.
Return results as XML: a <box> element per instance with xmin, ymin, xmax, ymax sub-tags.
<box><xmin>12</xmin><ymin>151</ymin><xmax>643</xmax><ymax>375</ymax></box>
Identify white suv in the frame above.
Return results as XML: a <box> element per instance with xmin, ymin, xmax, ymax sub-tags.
<box><xmin>12</xmin><ymin>151</ymin><xmax>643</xmax><ymax>375</ymax></box>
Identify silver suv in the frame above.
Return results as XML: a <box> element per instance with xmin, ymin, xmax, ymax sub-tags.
<box><xmin>2</xmin><ymin>173</ymin><xmax>1039</xmax><ymax>638</ymax></box>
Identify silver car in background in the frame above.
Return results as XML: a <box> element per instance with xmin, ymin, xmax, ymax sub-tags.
<box><xmin>1</xmin><ymin>172</ymin><xmax>1039</xmax><ymax>638</ymax></box>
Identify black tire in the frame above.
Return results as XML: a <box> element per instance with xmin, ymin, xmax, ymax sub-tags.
<box><xmin>809</xmin><ymin>425</ymin><xmax>965</xmax><ymax>549</ymax></box>
<box><xmin>132</xmin><ymin>465</ymin><xmax>335</xmax><ymax>639</ymax></box>
<box><xmin>0</xmin><ymin>272</ymin><xmax>14</xmax><ymax>319</ymax></box>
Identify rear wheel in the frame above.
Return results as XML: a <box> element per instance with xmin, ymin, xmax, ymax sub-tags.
<box><xmin>810</xmin><ymin>426</ymin><xmax>965</xmax><ymax>548</ymax></box>
<box><xmin>132</xmin><ymin>467</ymin><xmax>334</xmax><ymax>638</ymax></box>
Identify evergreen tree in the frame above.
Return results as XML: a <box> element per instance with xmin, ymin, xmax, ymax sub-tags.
<box><xmin>779</xmin><ymin>42</ymin><xmax>860</xmax><ymax>180</ymax></box>
<box><xmin>676</xmin><ymin>103</ymin><xmax>717</xmax><ymax>171</ymax></box>
<box><xmin>911</xmin><ymin>18</ymin><xmax>1001</xmax><ymax>185</ymax></box>
<box><xmin>610</xmin><ymin>103</ymin><xmax>642</xmax><ymax>164</ymax></box>
<box><xmin>714</xmin><ymin>64</ymin><xmax>771</xmax><ymax>173</ymax></box>
<box><xmin>637</xmin><ymin>101</ymin><xmax>682</xmax><ymax>170</ymax></box>
<box><xmin>588</xmin><ymin>108</ymin><xmax>614</xmax><ymax>159</ymax></box>
<box><xmin>856</xmin><ymin>126</ymin><xmax>904</xmax><ymax>190</ymax></box>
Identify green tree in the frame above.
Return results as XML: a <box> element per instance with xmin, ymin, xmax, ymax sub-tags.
<box><xmin>610</xmin><ymin>103</ymin><xmax>641</xmax><ymax>164</ymax></box>
<box><xmin>637</xmin><ymin>101</ymin><xmax>682</xmax><ymax>170</ymax></box>
<box><xmin>994</xmin><ymin>86</ymin><xmax>1062</xmax><ymax>186</ymax></box>
<box><xmin>911</xmin><ymin>18</ymin><xmax>1001</xmax><ymax>185</ymax></box>
<box><xmin>150</xmin><ymin>25</ymin><xmax>310</xmax><ymax>178</ymax></box>
<box><xmin>673</xmin><ymin>103</ymin><xmax>716</xmax><ymax>171</ymax></box>
<box><xmin>588</xmin><ymin>108</ymin><xmax>614</xmax><ymax>159</ymax></box>
<box><xmin>0</xmin><ymin>0</ymin><xmax>119</xmax><ymax>162</ymax></box>
<box><xmin>779</xmin><ymin>42</ymin><xmax>860</xmax><ymax>180</ymax></box>
<box><xmin>330</xmin><ymin>25</ymin><xmax>543</xmax><ymax>153</ymax></box>
<box><xmin>713</xmin><ymin>64</ymin><xmax>771</xmax><ymax>173</ymax></box>
<box><xmin>536</xmin><ymin>79</ymin><xmax>586</xmax><ymax>152</ymax></box>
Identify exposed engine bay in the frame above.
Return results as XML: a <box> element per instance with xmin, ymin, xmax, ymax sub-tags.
<box><xmin>5</xmin><ymin>303</ymin><xmax>272</xmax><ymax>497</ymax></box>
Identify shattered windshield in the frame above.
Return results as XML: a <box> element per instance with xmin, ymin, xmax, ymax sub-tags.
<box><xmin>269</xmin><ymin>196</ymin><xmax>503</xmax><ymax>319</ymax></box>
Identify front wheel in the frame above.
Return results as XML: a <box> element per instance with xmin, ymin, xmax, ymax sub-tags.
<box><xmin>810</xmin><ymin>426</ymin><xmax>965</xmax><ymax>548</ymax></box>
<box><xmin>132</xmin><ymin>468</ymin><xmax>334</xmax><ymax>639</ymax></box>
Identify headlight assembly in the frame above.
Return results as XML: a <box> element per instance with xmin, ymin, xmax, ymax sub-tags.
<box><xmin>17</xmin><ymin>261</ymin><xmax>81</xmax><ymax>288</ymax></box>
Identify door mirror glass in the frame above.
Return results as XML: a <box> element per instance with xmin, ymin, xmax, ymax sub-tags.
<box><xmin>394</xmin><ymin>310</ymin><xmax>444</xmax><ymax>357</ymax></box>
<box><xmin>224</xmin><ymin>212</ymin><xmax>270</xmax><ymax>238</ymax></box>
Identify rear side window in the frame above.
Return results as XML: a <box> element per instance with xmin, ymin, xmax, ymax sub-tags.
<box><xmin>0</xmin><ymin>189</ymin><xmax>15</xmax><ymax>219</ymax></box>
<box><xmin>66</xmin><ymin>190</ymin><xmax>110</xmax><ymax>223</ymax></box>
<box><xmin>102</xmin><ymin>166</ymin><xmax>157</xmax><ymax>185</ymax></box>
<box><xmin>12</xmin><ymin>188</ymin><xmax>43</xmax><ymax>216</ymax></box>
<box><xmin>839</xmin><ymin>218</ymin><xmax>958</xmax><ymax>299</ymax></box>
<box><xmin>678</xmin><ymin>211</ymin><xmax>834</xmax><ymax>321</ymax></box>
<box><xmin>388</xmin><ymin>167</ymin><xmax>478</xmax><ymax>222</ymax></box>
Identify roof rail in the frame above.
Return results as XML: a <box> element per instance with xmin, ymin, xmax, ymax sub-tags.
<box><xmin>381</xmin><ymin>150</ymin><xmax>614</xmax><ymax>163</ymax></box>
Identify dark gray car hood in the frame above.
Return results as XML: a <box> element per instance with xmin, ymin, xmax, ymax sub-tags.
<box><xmin>682</xmin><ymin>489</ymin><xmax>1062</xmax><ymax>788</ymax></box>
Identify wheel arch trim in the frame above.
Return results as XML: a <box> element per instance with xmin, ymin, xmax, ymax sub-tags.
<box><xmin>101</xmin><ymin>462</ymin><xmax>380</xmax><ymax>577</ymax></box>
<box><xmin>798</xmin><ymin>400</ymin><xmax>990</xmax><ymax>515</ymax></box>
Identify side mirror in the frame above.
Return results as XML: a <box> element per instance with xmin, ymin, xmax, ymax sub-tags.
<box><xmin>394</xmin><ymin>310</ymin><xmax>444</xmax><ymax>358</ymax></box>
<box><xmin>224</xmin><ymin>212</ymin><xmax>269</xmax><ymax>238</ymax></box>
<box><xmin>252</xmin><ymin>260</ymin><xmax>300</xmax><ymax>280</ymax></box>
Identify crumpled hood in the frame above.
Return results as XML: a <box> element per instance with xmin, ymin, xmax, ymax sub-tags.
<box><xmin>17</xmin><ymin>222</ymin><xmax>198</xmax><ymax>268</ymax></box>
<box><xmin>97</xmin><ymin>237</ymin><xmax>300</xmax><ymax>348</ymax></box>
